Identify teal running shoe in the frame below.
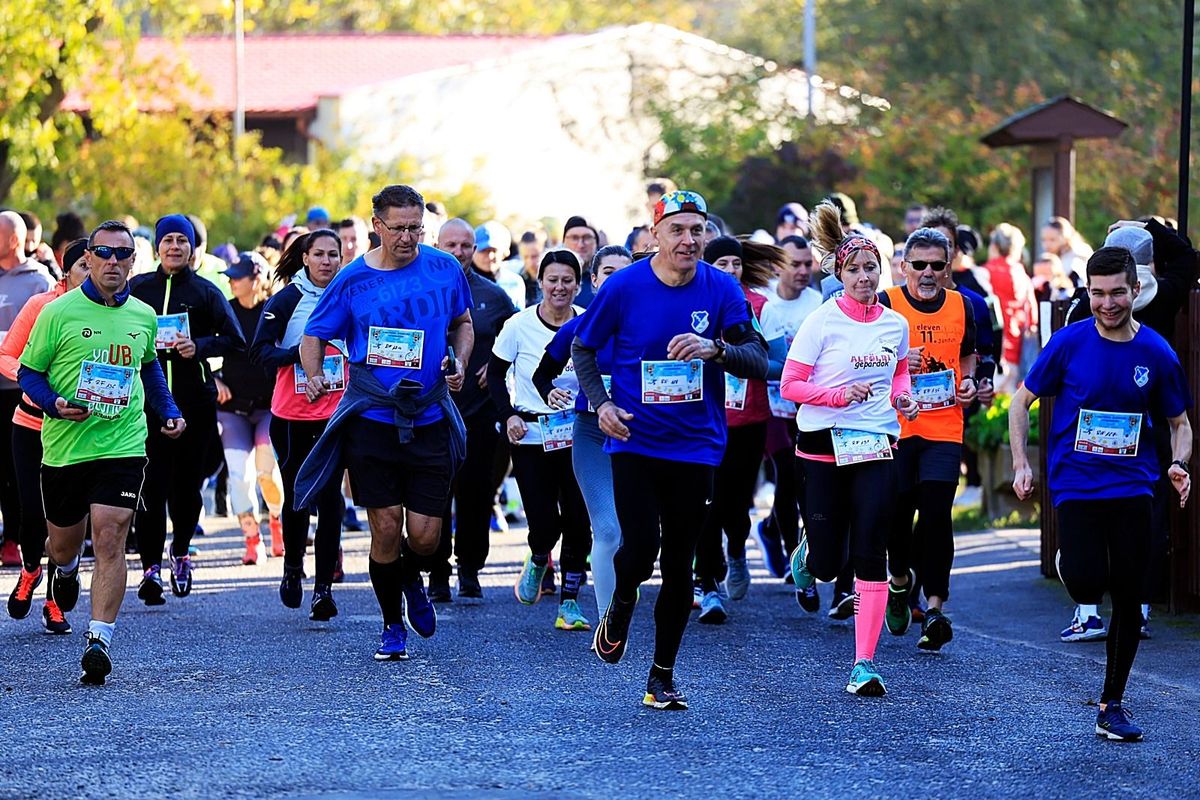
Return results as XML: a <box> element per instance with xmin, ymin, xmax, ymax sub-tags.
<box><xmin>514</xmin><ymin>553</ymin><xmax>548</xmax><ymax>606</ymax></box>
<box><xmin>555</xmin><ymin>599</ymin><xmax>591</xmax><ymax>631</ymax></box>
<box><xmin>788</xmin><ymin>536</ymin><xmax>815</xmax><ymax>592</ymax></box>
<box><xmin>845</xmin><ymin>658</ymin><xmax>887</xmax><ymax>696</ymax></box>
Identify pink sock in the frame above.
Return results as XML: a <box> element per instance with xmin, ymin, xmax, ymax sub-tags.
<box><xmin>854</xmin><ymin>579</ymin><xmax>888</xmax><ymax>662</ymax></box>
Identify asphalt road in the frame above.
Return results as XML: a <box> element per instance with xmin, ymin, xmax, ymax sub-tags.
<box><xmin>1</xmin><ymin>517</ymin><xmax>1198</xmax><ymax>799</ymax></box>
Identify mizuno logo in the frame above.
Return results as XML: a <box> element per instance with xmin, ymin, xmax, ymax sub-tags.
<box><xmin>128</xmin><ymin>332</ymin><xmax>142</xmax><ymax>340</ymax></box>
<box><xmin>264</xmin><ymin>312</ymin><xmax>275</xmax><ymax>320</ymax></box>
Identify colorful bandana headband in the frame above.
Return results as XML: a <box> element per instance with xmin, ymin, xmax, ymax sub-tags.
<box><xmin>834</xmin><ymin>235</ymin><xmax>880</xmax><ymax>271</ymax></box>
<box><xmin>654</xmin><ymin>190</ymin><xmax>708</xmax><ymax>226</ymax></box>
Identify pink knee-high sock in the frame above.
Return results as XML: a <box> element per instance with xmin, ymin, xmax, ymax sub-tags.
<box><xmin>854</xmin><ymin>579</ymin><xmax>888</xmax><ymax>662</ymax></box>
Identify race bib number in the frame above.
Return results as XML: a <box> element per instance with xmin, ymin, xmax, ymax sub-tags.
<box><xmin>76</xmin><ymin>360</ymin><xmax>135</xmax><ymax>412</ymax></box>
<box><xmin>293</xmin><ymin>354</ymin><xmax>346</xmax><ymax>394</ymax></box>
<box><xmin>587</xmin><ymin>375</ymin><xmax>612</xmax><ymax>413</ymax></box>
<box><xmin>1074</xmin><ymin>409</ymin><xmax>1142</xmax><ymax>457</ymax></box>
<box><xmin>724</xmin><ymin>373</ymin><xmax>748</xmax><ymax>411</ymax></box>
<box><xmin>912</xmin><ymin>369</ymin><xmax>956</xmax><ymax>411</ymax></box>
<box><xmin>641</xmin><ymin>359</ymin><xmax>703</xmax><ymax>404</ymax></box>
<box><xmin>767</xmin><ymin>381</ymin><xmax>798</xmax><ymax>419</ymax></box>
<box><xmin>366</xmin><ymin>326</ymin><xmax>423</xmax><ymax>368</ymax></box>
<box><xmin>155</xmin><ymin>313</ymin><xmax>191</xmax><ymax>350</ymax></box>
<box><xmin>831</xmin><ymin>428</ymin><xmax>893</xmax><ymax>466</ymax></box>
<box><xmin>538</xmin><ymin>410</ymin><xmax>576</xmax><ymax>452</ymax></box>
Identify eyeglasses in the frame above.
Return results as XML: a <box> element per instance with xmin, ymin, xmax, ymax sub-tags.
<box><xmin>565</xmin><ymin>232</ymin><xmax>596</xmax><ymax>244</ymax></box>
<box><xmin>907</xmin><ymin>259</ymin><xmax>948</xmax><ymax>272</ymax></box>
<box><xmin>376</xmin><ymin>220</ymin><xmax>424</xmax><ymax>239</ymax></box>
<box><xmin>88</xmin><ymin>245</ymin><xmax>135</xmax><ymax>261</ymax></box>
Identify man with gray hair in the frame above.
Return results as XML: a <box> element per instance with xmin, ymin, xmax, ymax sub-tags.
<box><xmin>0</xmin><ymin>210</ymin><xmax>54</xmax><ymax>566</ymax></box>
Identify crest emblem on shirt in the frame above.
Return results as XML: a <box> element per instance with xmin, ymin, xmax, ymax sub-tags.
<box><xmin>1134</xmin><ymin>365</ymin><xmax>1149</xmax><ymax>387</ymax></box>
<box><xmin>691</xmin><ymin>311</ymin><xmax>710</xmax><ymax>334</ymax></box>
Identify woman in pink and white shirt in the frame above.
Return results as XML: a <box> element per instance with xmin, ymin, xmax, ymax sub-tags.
<box><xmin>781</xmin><ymin>202</ymin><xmax>919</xmax><ymax>697</ymax></box>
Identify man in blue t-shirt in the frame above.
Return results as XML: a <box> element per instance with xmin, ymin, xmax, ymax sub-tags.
<box><xmin>572</xmin><ymin>190</ymin><xmax>767</xmax><ymax>710</ymax></box>
<box><xmin>301</xmin><ymin>184</ymin><xmax>475</xmax><ymax>662</ymax></box>
<box><xmin>1010</xmin><ymin>246</ymin><xmax>1192</xmax><ymax>743</ymax></box>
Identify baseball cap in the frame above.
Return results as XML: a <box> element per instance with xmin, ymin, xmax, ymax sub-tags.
<box><xmin>305</xmin><ymin>206</ymin><xmax>330</xmax><ymax>225</ymax></box>
<box><xmin>653</xmin><ymin>190</ymin><xmax>708</xmax><ymax>226</ymax></box>
<box><xmin>475</xmin><ymin>221</ymin><xmax>511</xmax><ymax>253</ymax></box>
<box><xmin>1104</xmin><ymin>226</ymin><xmax>1153</xmax><ymax>266</ymax></box>
<box><xmin>223</xmin><ymin>250</ymin><xmax>268</xmax><ymax>280</ymax></box>
<box><xmin>776</xmin><ymin>202</ymin><xmax>807</xmax><ymax>227</ymax></box>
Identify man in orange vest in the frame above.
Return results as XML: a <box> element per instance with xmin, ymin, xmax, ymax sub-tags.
<box><xmin>878</xmin><ymin>227</ymin><xmax>979</xmax><ymax>651</ymax></box>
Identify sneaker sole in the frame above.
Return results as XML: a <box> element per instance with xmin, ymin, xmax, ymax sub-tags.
<box><xmin>1061</xmin><ymin>630</ymin><xmax>1107</xmax><ymax>643</ymax></box>
<box><xmin>310</xmin><ymin>604</ymin><xmax>338</xmax><ymax>622</ymax></box>
<box><xmin>403</xmin><ymin>600</ymin><xmax>437</xmax><ymax>639</ymax></box>
<box><xmin>514</xmin><ymin>568</ymin><xmax>546</xmax><ymax>606</ymax></box>
<box><xmin>828</xmin><ymin>596</ymin><xmax>856</xmax><ymax>620</ymax></box>
<box><xmin>555</xmin><ymin>618</ymin><xmax>592</xmax><ymax>631</ymax></box>
<box><xmin>138</xmin><ymin>584</ymin><xmax>166</xmax><ymax>607</ymax></box>
<box><xmin>917</xmin><ymin>617</ymin><xmax>953</xmax><ymax>651</ymax></box>
<box><xmin>80</xmin><ymin>650</ymin><xmax>112</xmax><ymax>685</ymax></box>
<box><xmin>1095</xmin><ymin>725</ymin><xmax>1143</xmax><ymax>742</ymax></box>
<box><xmin>846</xmin><ymin>678</ymin><xmax>887</xmax><ymax>696</ymax></box>
<box><xmin>697</xmin><ymin>608</ymin><xmax>728</xmax><ymax>625</ymax></box>
<box><xmin>593</xmin><ymin>625</ymin><xmax>627</xmax><ymax>664</ymax></box>
<box><xmin>49</xmin><ymin>576</ymin><xmax>80</xmax><ymax>614</ymax></box>
<box><xmin>642</xmin><ymin>694</ymin><xmax>688</xmax><ymax>710</ymax></box>
<box><xmin>374</xmin><ymin>651</ymin><xmax>410</xmax><ymax>662</ymax></box>
<box><xmin>796</xmin><ymin>591</ymin><xmax>820</xmax><ymax>614</ymax></box>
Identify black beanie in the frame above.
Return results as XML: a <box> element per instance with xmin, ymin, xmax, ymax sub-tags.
<box><xmin>563</xmin><ymin>216</ymin><xmax>598</xmax><ymax>241</ymax></box>
<box><xmin>704</xmin><ymin>236</ymin><xmax>742</xmax><ymax>264</ymax></box>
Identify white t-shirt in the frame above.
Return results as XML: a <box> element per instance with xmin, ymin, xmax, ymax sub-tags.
<box><xmin>786</xmin><ymin>300</ymin><xmax>910</xmax><ymax>438</ymax></box>
<box><xmin>762</xmin><ymin>287</ymin><xmax>823</xmax><ymax>346</ymax></box>
<box><xmin>492</xmin><ymin>304</ymin><xmax>582</xmax><ymax>446</ymax></box>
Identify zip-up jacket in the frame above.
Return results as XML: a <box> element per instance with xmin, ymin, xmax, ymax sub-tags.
<box><xmin>129</xmin><ymin>265</ymin><xmax>246</xmax><ymax>406</ymax></box>
<box><xmin>0</xmin><ymin>259</ymin><xmax>55</xmax><ymax>390</ymax></box>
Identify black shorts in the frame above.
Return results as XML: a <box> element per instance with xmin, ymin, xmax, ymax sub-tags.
<box><xmin>895</xmin><ymin>437</ymin><xmax>962</xmax><ymax>490</ymax></box>
<box><xmin>41</xmin><ymin>457</ymin><xmax>148</xmax><ymax>527</ymax></box>
<box><xmin>343</xmin><ymin>416</ymin><xmax>453</xmax><ymax>516</ymax></box>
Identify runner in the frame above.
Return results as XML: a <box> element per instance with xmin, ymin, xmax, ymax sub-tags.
<box><xmin>574</xmin><ymin>190</ymin><xmax>768</xmax><ymax>709</ymax></box>
<box><xmin>250</xmin><ymin>229</ymin><xmax>347</xmax><ymax>619</ymax></box>
<box><xmin>429</xmin><ymin>219</ymin><xmax>519</xmax><ymax>602</ymax></box>
<box><xmin>878</xmin><ymin>227</ymin><xmax>978</xmax><ymax>651</ymax></box>
<box><xmin>215</xmin><ymin>251</ymin><xmax>285</xmax><ymax>564</ymax></box>
<box><xmin>294</xmin><ymin>184</ymin><xmax>472</xmax><ymax>662</ymax></box>
<box><xmin>2</xmin><ymin>239</ymin><xmax>90</xmax><ymax>631</ymax></box>
<box><xmin>533</xmin><ymin>245</ymin><xmax>633</xmax><ymax>622</ymax></box>
<box><xmin>693</xmin><ymin>238</ymin><xmax>788</xmax><ymax>621</ymax></box>
<box><xmin>17</xmin><ymin>220</ymin><xmax>185</xmax><ymax>683</ymax></box>
<box><xmin>489</xmin><ymin>250</ymin><xmax>591</xmax><ymax>630</ymax></box>
<box><xmin>783</xmin><ymin>201</ymin><xmax>919</xmax><ymax>696</ymax></box>
<box><xmin>130</xmin><ymin>214</ymin><xmax>246</xmax><ymax>604</ymax></box>
<box><xmin>1011</xmin><ymin>246</ymin><xmax>1191</xmax><ymax>741</ymax></box>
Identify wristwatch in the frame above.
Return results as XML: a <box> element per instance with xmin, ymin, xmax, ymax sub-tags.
<box><xmin>713</xmin><ymin>338</ymin><xmax>727</xmax><ymax>362</ymax></box>
<box><xmin>1172</xmin><ymin>459</ymin><xmax>1190</xmax><ymax>475</ymax></box>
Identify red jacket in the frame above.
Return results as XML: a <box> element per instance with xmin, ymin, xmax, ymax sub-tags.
<box><xmin>984</xmin><ymin>257</ymin><xmax>1037</xmax><ymax>364</ymax></box>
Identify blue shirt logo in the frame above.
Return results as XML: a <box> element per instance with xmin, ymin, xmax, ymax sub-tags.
<box><xmin>1134</xmin><ymin>365</ymin><xmax>1149</xmax><ymax>387</ymax></box>
<box><xmin>691</xmin><ymin>310</ymin><xmax>709</xmax><ymax>334</ymax></box>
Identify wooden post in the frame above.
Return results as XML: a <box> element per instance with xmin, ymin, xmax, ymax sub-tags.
<box><xmin>1052</xmin><ymin>136</ymin><xmax>1076</xmax><ymax>222</ymax></box>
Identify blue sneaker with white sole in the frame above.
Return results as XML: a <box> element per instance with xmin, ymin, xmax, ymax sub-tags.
<box><xmin>402</xmin><ymin>579</ymin><xmax>437</xmax><ymax>638</ymax></box>
<box><xmin>1095</xmin><ymin>703</ymin><xmax>1143</xmax><ymax>742</ymax></box>
<box><xmin>374</xmin><ymin>623</ymin><xmax>409</xmax><ymax>661</ymax></box>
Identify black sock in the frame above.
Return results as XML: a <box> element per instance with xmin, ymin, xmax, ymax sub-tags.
<box><xmin>368</xmin><ymin>557</ymin><xmax>404</xmax><ymax>625</ymax></box>
<box><xmin>562</xmin><ymin>571</ymin><xmax>584</xmax><ymax>602</ymax></box>
<box><xmin>699</xmin><ymin>577</ymin><xmax>719</xmax><ymax>594</ymax></box>
<box><xmin>531</xmin><ymin>552</ymin><xmax>550</xmax><ymax>567</ymax></box>
<box><xmin>398</xmin><ymin>540</ymin><xmax>420</xmax><ymax>585</ymax></box>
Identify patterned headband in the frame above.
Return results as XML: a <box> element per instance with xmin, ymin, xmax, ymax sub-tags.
<box><xmin>835</xmin><ymin>235</ymin><xmax>880</xmax><ymax>271</ymax></box>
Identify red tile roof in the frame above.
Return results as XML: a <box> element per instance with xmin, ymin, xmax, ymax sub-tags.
<box><xmin>64</xmin><ymin>34</ymin><xmax>552</xmax><ymax>114</ymax></box>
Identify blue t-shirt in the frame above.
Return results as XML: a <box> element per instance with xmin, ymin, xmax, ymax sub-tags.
<box><xmin>1023</xmin><ymin>320</ymin><xmax>1190</xmax><ymax>506</ymax></box>
<box><xmin>545</xmin><ymin>314</ymin><xmax>615</xmax><ymax>413</ymax></box>
<box><xmin>304</xmin><ymin>247</ymin><xmax>473</xmax><ymax>425</ymax></box>
<box><xmin>574</xmin><ymin>258</ymin><xmax>751</xmax><ymax>466</ymax></box>
<box><xmin>959</xmin><ymin>286</ymin><xmax>993</xmax><ymax>357</ymax></box>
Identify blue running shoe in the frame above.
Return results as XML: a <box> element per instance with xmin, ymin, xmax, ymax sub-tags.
<box><xmin>788</xmin><ymin>536</ymin><xmax>815</xmax><ymax>592</ymax></box>
<box><xmin>724</xmin><ymin>556</ymin><xmax>750</xmax><ymax>601</ymax></box>
<box><xmin>1095</xmin><ymin>703</ymin><xmax>1143</xmax><ymax>742</ymax></box>
<box><xmin>374</xmin><ymin>623</ymin><xmax>409</xmax><ymax>661</ymax></box>
<box><xmin>697</xmin><ymin>591</ymin><xmax>728</xmax><ymax>624</ymax></box>
<box><xmin>846</xmin><ymin>659</ymin><xmax>887</xmax><ymax>696</ymax></box>
<box><xmin>402</xmin><ymin>578</ymin><xmax>436</xmax><ymax>638</ymax></box>
<box><xmin>514</xmin><ymin>553</ymin><xmax>548</xmax><ymax>605</ymax></box>
<box><xmin>555</xmin><ymin>599</ymin><xmax>591</xmax><ymax>631</ymax></box>
<box><xmin>753</xmin><ymin>519</ymin><xmax>788</xmax><ymax>579</ymax></box>
<box><xmin>1060</xmin><ymin>608</ymin><xmax>1107</xmax><ymax>643</ymax></box>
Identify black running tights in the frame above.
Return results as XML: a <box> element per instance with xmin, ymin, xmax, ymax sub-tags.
<box><xmin>697</xmin><ymin>421</ymin><xmax>766</xmax><ymax>580</ymax></box>
<box><xmin>801</xmin><ymin>457</ymin><xmax>895</xmax><ymax>583</ymax></box>
<box><xmin>271</xmin><ymin>416</ymin><xmax>344</xmax><ymax>584</ymax></box>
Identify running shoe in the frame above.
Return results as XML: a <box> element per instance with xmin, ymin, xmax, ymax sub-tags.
<box><xmin>268</xmin><ymin>515</ymin><xmax>284</xmax><ymax>558</ymax></box>
<box><xmin>594</xmin><ymin>594</ymin><xmax>636</xmax><ymax>664</ymax></box>
<box><xmin>458</xmin><ymin>569</ymin><xmax>483</xmax><ymax>599</ymax></box>
<box><xmin>1060</xmin><ymin>609</ymin><xmax>1107</xmax><ymax>643</ymax></box>
<box><xmin>80</xmin><ymin>634</ymin><xmax>112</xmax><ymax>686</ymax></box>
<box><xmin>886</xmin><ymin>570</ymin><xmax>915</xmax><ymax>636</ymax></box>
<box><xmin>169</xmin><ymin>555</ymin><xmax>193</xmax><ymax>598</ymax></box>
<box><xmin>555</xmin><ymin>599</ymin><xmax>592</xmax><ymax>631</ymax></box>
<box><xmin>910</xmin><ymin>604</ymin><xmax>926</xmax><ymax>625</ymax></box>
<box><xmin>1140</xmin><ymin>606</ymin><xmax>1152</xmax><ymax>639</ymax></box>
<box><xmin>0</xmin><ymin>539</ymin><xmax>20</xmax><ymax>567</ymax></box>
<box><xmin>428</xmin><ymin>575</ymin><xmax>452</xmax><ymax>604</ymax></box>
<box><xmin>514</xmin><ymin>554</ymin><xmax>548</xmax><ymax>606</ymax></box>
<box><xmin>343</xmin><ymin>506</ymin><xmax>363</xmax><ymax>532</ymax></box>
<box><xmin>796</xmin><ymin>584</ymin><xmax>820</xmax><ymax>613</ymax></box>
<box><xmin>49</xmin><ymin>563</ymin><xmax>81</xmax><ymax>613</ymax></box>
<box><xmin>828</xmin><ymin>589</ymin><xmax>856</xmax><ymax>621</ymax></box>
<box><xmin>540</xmin><ymin>556</ymin><xmax>557</xmax><ymax>597</ymax></box>
<box><xmin>917</xmin><ymin>608</ymin><xmax>953</xmax><ymax>651</ymax></box>
<box><xmin>374</xmin><ymin>623</ymin><xmax>409</xmax><ymax>661</ymax></box>
<box><xmin>846</xmin><ymin>659</ymin><xmax>887</xmax><ymax>696</ymax></box>
<box><xmin>332</xmin><ymin>547</ymin><xmax>345</xmax><ymax>584</ymax></box>
<box><xmin>643</xmin><ymin>671</ymin><xmax>688</xmax><ymax>710</ymax></box>
<box><xmin>42</xmin><ymin>600</ymin><xmax>71</xmax><ymax>635</ymax></box>
<box><xmin>692</xmin><ymin>580</ymin><xmax>702</xmax><ymax>610</ymax></box>
<box><xmin>788</xmin><ymin>536</ymin><xmax>815</xmax><ymax>592</ymax></box>
<box><xmin>8</xmin><ymin>565</ymin><xmax>43</xmax><ymax>619</ymax></box>
<box><xmin>1095</xmin><ymin>702</ymin><xmax>1144</xmax><ymax>742</ymax></box>
<box><xmin>753</xmin><ymin>519</ymin><xmax>788</xmax><ymax>578</ymax></box>
<box><xmin>242</xmin><ymin>533</ymin><xmax>261</xmax><ymax>566</ymax></box>
<box><xmin>310</xmin><ymin>583</ymin><xmax>337</xmax><ymax>621</ymax></box>
<box><xmin>697</xmin><ymin>591</ymin><xmax>728</xmax><ymax>624</ymax></box>
<box><xmin>138</xmin><ymin>566</ymin><xmax>166</xmax><ymax>607</ymax></box>
<box><xmin>402</xmin><ymin>578</ymin><xmax>437</xmax><ymax>638</ymax></box>
<box><xmin>279</xmin><ymin>565</ymin><xmax>303</xmax><ymax>609</ymax></box>
<box><xmin>725</xmin><ymin>556</ymin><xmax>750</xmax><ymax>600</ymax></box>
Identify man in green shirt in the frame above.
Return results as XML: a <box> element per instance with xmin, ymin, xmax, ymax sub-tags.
<box><xmin>18</xmin><ymin>220</ymin><xmax>185</xmax><ymax>685</ymax></box>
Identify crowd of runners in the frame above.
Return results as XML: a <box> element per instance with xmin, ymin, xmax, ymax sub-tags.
<box><xmin>0</xmin><ymin>183</ymin><xmax>1194</xmax><ymax>743</ymax></box>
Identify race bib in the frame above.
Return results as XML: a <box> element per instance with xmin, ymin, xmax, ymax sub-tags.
<box><xmin>538</xmin><ymin>410</ymin><xmax>576</xmax><ymax>452</ymax></box>
<box><xmin>155</xmin><ymin>312</ymin><xmax>190</xmax><ymax>350</ymax></box>
<box><xmin>767</xmin><ymin>381</ymin><xmax>798</xmax><ymax>419</ymax></box>
<box><xmin>587</xmin><ymin>375</ymin><xmax>613</xmax><ymax>413</ymax></box>
<box><xmin>293</xmin><ymin>354</ymin><xmax>346</xmax><ymax>394</ymax></box>
<box><xmin>641</xmin><ymin>359</ymin><xmax>703</xmax><ymax>404</ymax></box>
<box><xmin>911</xmin><ymin>369</ymin><xmax>956</xmax><ymax>411</ymax></box>
<box><xmin>366</xmin><ymin>326</ymin><xmax>423</xmax><ymax>368</ymax></box>
<box><xmin>76</xmin><ymin>360</ymin><xmax>135</xmax><ymax>412</ymax></box>
<box><xmin>831</xmin><ymin>427</ymin><xmax>893</xmax><ymax>467</ymax></box>
<box><xmin>1074</xmin><ymin>409</ymin><xmax>1142</xmax><ymax>457</ymax></box>
<box><xmin>724</xmin><ymin>373</ymin><xmax>748</xmax><ymax>411</ymax></box>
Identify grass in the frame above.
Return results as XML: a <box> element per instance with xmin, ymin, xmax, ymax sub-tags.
<box><xmin>952</xmin><ymin>505</ymin><xmax>1040</xmax><ymax>532</ymax></box>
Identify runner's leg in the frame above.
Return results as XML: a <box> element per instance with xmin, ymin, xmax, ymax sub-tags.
<box><xmin>573</xmin><ymin>413</ymin><xmax>619</xmax><ymax>618</ymax></box>
<box><xmin>654</xmin><ymin>460</ymin><xmax>714</xmax><ymax>669</ymax></box>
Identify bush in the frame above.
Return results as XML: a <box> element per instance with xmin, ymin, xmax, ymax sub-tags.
<box><xmin>963</xmin><ymin>394</ymin><xmax>1039</xmax><ymax>453</ymax></box>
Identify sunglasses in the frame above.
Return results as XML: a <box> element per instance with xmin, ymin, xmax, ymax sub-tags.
<box><xmin>907</xmin><ymin>259</ymin><xmax>948</xmax><ymax>272</ymax></box>
<box><xmin>88</xmin><ymin>245</ymin><xmax>135</xmax><ymax>261</ymax></box>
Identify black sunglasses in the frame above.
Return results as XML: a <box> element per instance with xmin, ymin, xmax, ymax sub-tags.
<box><xmin>907</xmin><ymin>259</ymin><xmax>948</xmax><ymax>272</ymax></box>
<box><xmin>88</xmin><ymin>245</ymin><xmax>135</xmax><ymax>261</ymax></box>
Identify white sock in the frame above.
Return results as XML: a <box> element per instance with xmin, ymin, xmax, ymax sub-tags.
<box><xmin>87</xmin><ymin>620</ymin><xmax>115</xmax><ymax>647</ymax></box>
<box><xmin>60</xmin><ymin>554</ymin><xmax>80</xmax><ymax>573</ymax></box>
<box><xmin>1078</xmin><ymin>604</ymin><xmax>1100</xmax><ymax>619</ymax></box>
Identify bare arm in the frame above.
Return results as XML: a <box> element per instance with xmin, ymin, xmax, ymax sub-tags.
<box><xmin>1168</xmin><ymin>411</ymin><xmax>1193</xmax><ymax>507</ymax></box>
<box><xmin>300</xmin><ymin>334</ymin><xmax>328</xmax><ymax>402</ymax></box>
<box><xmin>445</xmin><ymin>311</ymin><xmax>474</xmax><ymax>392</ymax></box>
<box><xmin>1009</xmin><ymin>384</ymin><xmax>1038</xmax><ymax>500</ymax></box>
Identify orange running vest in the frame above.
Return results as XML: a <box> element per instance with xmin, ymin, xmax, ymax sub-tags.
<box><xmin>884</xmin><ymin>287</ymin><xmax>966</xmax><ymax>443</ymax></box>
